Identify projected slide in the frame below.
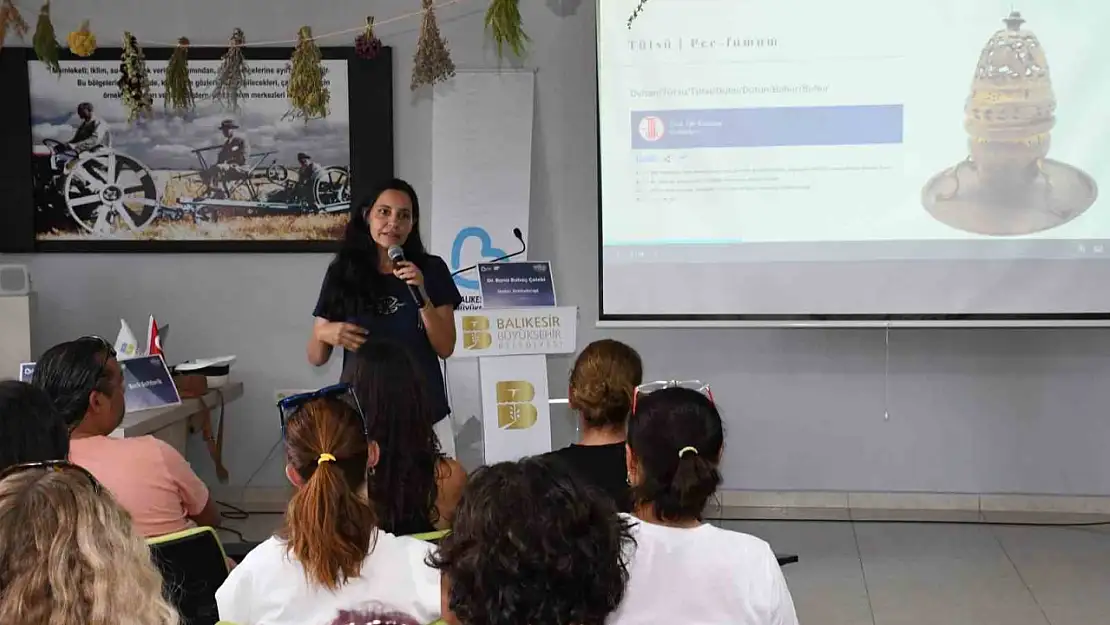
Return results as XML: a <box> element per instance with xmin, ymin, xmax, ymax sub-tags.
<box><xmin>598</xmin><ymin>0</ymin><xmax>1110</xmax><ymax>319</ymax></box>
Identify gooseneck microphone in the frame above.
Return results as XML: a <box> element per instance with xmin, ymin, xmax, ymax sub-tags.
<box><xmin>451</xmin><ymin>227</ymin><xmax>528</xmax><ymax>277</ymax></box>
<box><xmin>388</xmin><ymin>245</ymin><xmax>427</xmax><ymax>308</ymax></box>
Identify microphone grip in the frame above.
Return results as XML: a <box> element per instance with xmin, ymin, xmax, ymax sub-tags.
<box><xmin>408</xmin><ymin>283</ymin><xmax>426</xmax><ymax>308</ymax></box>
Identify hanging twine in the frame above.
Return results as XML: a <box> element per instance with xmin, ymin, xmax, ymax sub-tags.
<box><xmin>412</xmin><ymin>0</ymin><xmax>455</xmax><ymax>90</ymax></box>
<box><xmin>211</xmin><ymin>28</ymin><xmax>248</xmax><ymax>112</ymax></box>
<box><xmin>627</xmin><ymin>0</ymin><xmax>649</xmax><ymax>29</ymax></box>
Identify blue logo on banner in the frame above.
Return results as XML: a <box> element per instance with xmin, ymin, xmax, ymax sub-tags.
<box><xmin>451</xmin><ymin>226</ymin><xmax>506</xmax><ymax>290</ymax></box>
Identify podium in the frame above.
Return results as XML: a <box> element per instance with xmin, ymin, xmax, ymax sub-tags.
<box><xmin>451</xmin><ymin>306</ymin><xmax>577</xmax><ymax>464</ymax></box>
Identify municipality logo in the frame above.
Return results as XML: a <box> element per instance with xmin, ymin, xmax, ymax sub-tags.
<box><xmin>638</xmin><ymin>115</ymin><xmax>665</xmax><ymax>141</ymax></box>
<box><xmin>496</xmin><ymin>381</ymin><xmax>537</xmax><ymax>430</ymax></box>
<box><xmin>461</xmin><ymin>316</ymin><xmax>492</xmax><ymax>350</ymax></box>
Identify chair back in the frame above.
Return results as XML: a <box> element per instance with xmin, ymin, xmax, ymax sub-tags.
<box><xmin>406</xmin><ymin>529</ymin><xmax>450</xmax><ymax>543</ymax></box>
<box><xmin>148</xmin><ymin>526</ymin><xmax>231</xmax><ymax>625</ymax></box>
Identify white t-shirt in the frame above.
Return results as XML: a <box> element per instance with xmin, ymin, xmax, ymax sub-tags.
<box><xmin>609</xmin><ymin>514</ymin><xmax>799</xmax><ymax>625</ymax></box>
<box><xmin>215</xmin><ymin>531</ymin><xmax>441</xmax><ymax>625</ymax></box>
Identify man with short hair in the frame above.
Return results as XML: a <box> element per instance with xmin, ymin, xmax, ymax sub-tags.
<box><xmin>67</xmin><ymin>102</ymin><xmax>112</xmax><ymax>154</ymax></box>
<box><xmin>0</xmin><ymin>380</ymin><xmax>69</xmax><ymax>474</ymax></box>
<box><xmin>32</xmin><ymin>336</ymin><xmax>220</xmax><ymax>536</ymax></box>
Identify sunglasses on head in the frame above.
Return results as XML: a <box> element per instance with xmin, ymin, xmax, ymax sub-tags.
<box><xmin>632</xmin><ymin>379</ymin><xmax>714</xmax><ymax>414</ymax></box>
<box><xmin>0</xmin><ymin>460</ymin><xmax>102</xmax><ymax>493</ymax></box>
<box><xmin>277</xmin><ymin>383</ymin><xmax>368</xmax><ymax>439</ymax></box>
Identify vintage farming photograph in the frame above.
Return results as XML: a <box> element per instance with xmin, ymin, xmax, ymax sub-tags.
<box><xmin>27</xmin><ymin>57</ymin><xmax>351</xmax><ymax>247</ymax></box>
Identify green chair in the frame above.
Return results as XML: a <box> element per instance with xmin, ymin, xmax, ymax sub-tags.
<box><xmin>148</xmin><ymin>526</ymin><xmax>231</xmax><ymax>625</ymax></box>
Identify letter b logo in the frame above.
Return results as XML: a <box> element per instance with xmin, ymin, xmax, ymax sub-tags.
<box><xmin>495</xmin><ymin>380</ymin><xmax>537</xmax><ymax>430</ymax></box>
<box><xmin>462</xmin><ymin>316</ymin><xmax>491</xmax><ymax>350</ymax></box>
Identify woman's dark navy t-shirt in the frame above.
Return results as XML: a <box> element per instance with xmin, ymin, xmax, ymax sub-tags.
<box><xmin>313</xmin><ymin>254</ymin><xmax>462</xmax><ymax>423</ymax></box>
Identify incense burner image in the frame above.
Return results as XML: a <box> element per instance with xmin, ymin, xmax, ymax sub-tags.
<box><xmin>922</xmin><ymin>11</ymin><xmax>1097</xmax><ymax>235</ymax></box>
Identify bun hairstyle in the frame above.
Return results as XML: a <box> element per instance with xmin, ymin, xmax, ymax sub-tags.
<box><xmin>278</xmin><ymin>397</ymin><xmax>377</xmax><ymax>590</ymax></box>
<box><xmin>627</xmin><ymin>387</ymin><xmax>723</xmax><ymax>522</ymax></box>
<box><xmin>569</xmin><ymin>339</ymin><xmax>643</xmax><ymax>429</ymax></box>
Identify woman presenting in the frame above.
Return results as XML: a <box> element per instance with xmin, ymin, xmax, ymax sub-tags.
<box><xmin>308</xmin><ymin>178</ymin><xmax>463</xmax><ymax>455</ymax></box>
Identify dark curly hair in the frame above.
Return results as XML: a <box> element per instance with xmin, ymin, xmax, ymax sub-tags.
<box><xmin>31</xmin><ymin>338</ymin><xmax>116</xmax><ymax>430</ymax></box>
<box><xmin>628</xmin><ymin>387</ymin><xmax>724</xmax><ymax>522</ymax></box>
<box><xmin>0</xmin><ymin>381</ymin><xmax>69</xmax><ymax>473</ymax></box>
<box><xmin>316</xmin><ymin>178</ymin><xmax>430</xmax><ymax>320</ymax></box>
<box><xmin>429</xmin><ymin>456</ymin><xmax>634</xmax><ymax>625</ymax></box>
<box><xmin>341</xmin><ymin>339</ymin><xmax>443</xmax><ymax>535</ymax></box>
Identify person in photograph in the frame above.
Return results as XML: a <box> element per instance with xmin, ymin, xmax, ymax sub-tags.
<box><xmin>308</xmin><ymin>178</ymin><xmax>463</xmax><ymax>457</ymax></box>
<box><xmin>66</xmin><ymin>102</ymin><xmax>111</xmax><ymax>154</ymax></box>
<box><xmin>201</xmin><ymin>119</ymin><xmax>251</xmax><ymax>193</ymax></box>
<box><xmin>295</xmin><ymin>152</ymin><xmax>324</xmax><ymax>204</ymax></box>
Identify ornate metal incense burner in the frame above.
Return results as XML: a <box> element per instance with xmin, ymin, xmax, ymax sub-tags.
<box><xmin>921</xmin><ymin>10</ymin><xmax>1097</xmax><ymax>236</ymax></box>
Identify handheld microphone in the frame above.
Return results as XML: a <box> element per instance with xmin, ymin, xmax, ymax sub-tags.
<box><xmin>387</xmin><ymin>245</ymin><xmax>427</xmax><ymax>308</ymax></box>
<box><xmin>451</xmin><ymin>228</ymin><xmax>528</xmax><ymax>277</ymax></box>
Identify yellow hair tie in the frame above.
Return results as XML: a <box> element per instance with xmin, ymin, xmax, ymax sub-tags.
<box><xmin>678</xmin><ymin>446</ymin><xmax>699</xmax><ymax>458</ymax></box>
<box><xmin>317</xmin><ymin>453</ymin><xmax>337</xmax><ymax>465</ymax></box>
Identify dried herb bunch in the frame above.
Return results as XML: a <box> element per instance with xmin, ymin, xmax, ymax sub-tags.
<box><xmin>354</xmin><ymin>16</ymin><xmax>382</xmax><ymax>60</ymax></box>
<box><xmin>118</xmin><ymin>32</ymin><xmax>154</xmax><ymax>122</ymax></box>
<box><xmin>165</xmin><ymin>37</ymin><xmax>195</xmax><ymax>114</ymax></box>
<box><xmin>0</xmin><ymin>0</ymin><xmax>29</xmax><ymax>50</ymax></box>
<box><xmin>287</xmin><ymin>26</ymin><xmax>329</xmax><ymax>120</ymax></box>
<box><xmin>67</xmin><ymin>19</ymin><xmax>96</xmax><ymax>56</ymax></box>
<box><xmin>32</xmin><ymin>1</ymin><xmax>60</xmax><ymax>75</ymax></box>
<box><xmin>412</xmin><ymin>0</ymin><xmax>455</xmax><ymax>89</ymax></box>
<box><xmin>627</xmin><ymin>0</ymin><xmax>650</xmax><ymax>28</ymax></box>
<box><xmin>485</xmin><ymin>0</ymin><xmax>528</xmax><ymax>58</ymax></box>
<box><xmin>212</xmin><ymin>28</ymin><xmax>248</xmax><ymax>112</ymax></box>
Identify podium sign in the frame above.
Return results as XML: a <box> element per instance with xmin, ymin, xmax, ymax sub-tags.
<box><xmin>452</xmin><ymin>307</ymin><xmax>577</xmax><ymax>358</ymax></box>
<box><xmin>478</xmin><ymin>355</ymin><xmax>552</xmax><ymax>463</ymax></box>
<box><xmin>452</xmin><ymin>306</ymin><xmax>577</xmax><ymax>464</ymax></box>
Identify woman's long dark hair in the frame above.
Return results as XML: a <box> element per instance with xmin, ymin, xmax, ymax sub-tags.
<box><xmin>341</xmin><ymin>339</ymin><xmax>442</xmax><ymax>534</ymax></box>
<box><xmin>318</xmin><ymin>178</ymin><xmax>429</xmax><ymax>320</ymax></box>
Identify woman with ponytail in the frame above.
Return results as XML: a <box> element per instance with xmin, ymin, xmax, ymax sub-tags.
<box><xmin>611</xmin><ymin>385</ymin><xmax>799</xmax><ymax>625</ymax></box>
<box><xmin>215</xmin><ymin>391</ymin><xmax>442</xmax><ymax>625</ymax></box>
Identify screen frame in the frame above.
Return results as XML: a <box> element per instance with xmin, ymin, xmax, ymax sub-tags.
<box><xmin>592</xmin><ymin>1</ymin><xmax>1110</xmax><ymax>327</ymax></box>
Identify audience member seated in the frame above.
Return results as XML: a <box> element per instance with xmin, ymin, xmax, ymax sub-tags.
<box><xmin>545</xmin><ymin>338</ymin><xmax>642</xmax><ymax>511</ymax></box>
<box><xmin>430</xmin><ymin>456</ymin><xmax>633</xmax><ymax>625</ymax></box>
<box><xmin>32</xmin><ymin>336</ymin><xmax>220</xmax><ymax>537</ymax></box>
<box><xmin>611</xmin><ymin>385</ymin><xmax>799</xmax><ymax>625</ymax></box>
<box><xmin>216</xmin><ymin>389</ymin><xmax>441</xmax><ymax>625</ymax></box>
<box><xmin>0</xmin><ymin>461</ymin><xmax>181</xmax><ymax>625</ymax></box>
<box><xmin>0</xmin><ymin>380</ymin><xmax>69</xmax><ymax>473</ymax></box>
<box><xmin>343</xmin><ymin>339</ymin><xmax>467</xmax><ymax>533</ymax></box>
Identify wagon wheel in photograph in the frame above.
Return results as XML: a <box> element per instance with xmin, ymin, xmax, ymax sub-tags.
<box><xmin>63</xmin><ymin>149</ymin><xmax>161</xmax><ymax>235</ymax></box>
<box><xmin>265</xmin><ymin>164</ymin><xmax>289</xmax><ymax>184</ymax></box>
<box><xmin>314</xmin><ymin>166</ymin><xmax>350</xmax><ymax>208</ymax></box>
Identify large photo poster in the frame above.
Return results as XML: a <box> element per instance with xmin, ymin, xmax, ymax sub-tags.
<box><xmin>28</xmin><ymin>52</ymin><xmax>351</xmax><ymax>247</ymax></box>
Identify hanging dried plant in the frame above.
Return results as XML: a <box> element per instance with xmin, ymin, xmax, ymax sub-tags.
<box><xmin>118</xmin><ymin>31</ymin><xmax>153</xmax><ymax>122</ymax></box>
<box><xmin>165</xmin><ymin>37</ymin><xmax>195</xmax><ymax>114</ymax></box>
<box><xmin>0</xmin><ymin>0</ymin><xmax>29</xmax><ymax>50</ymax></box>
<box><xmin>412</xmin><ymin>0</ymin><xmax>455</xmax><ymax>90</ymax></box>
<box><xmin>286</xmin><ymin>26</ymin><xmax>329</xmax><ymax>120</ymax></box>
<box><xmin>627</xmin><ymin>0</ymin><xmax>649</xmax><ymax>28</ymax></box>
<box><xmin>354</xmin><ymin>16</ymin><xmax>382</xmax><ymax>60</ymax></box>
<box><xmin>212</xmin><ymin>28</ymin><xmax>248</xmax><ymax>112</ymax></box>
<box><xmin>32</xmin><ymin>1</ymin><xmax>60</xmax><ymax>75</ymax></box>
<box><xmin>66</xmin><ymin>19</ymin><xmax>96</xmax><ymax>57</ymax></box>
<box><xmin>485</xmin><ymin>0</ymin><xmax>528</xmax><ymax>58</ymax></box>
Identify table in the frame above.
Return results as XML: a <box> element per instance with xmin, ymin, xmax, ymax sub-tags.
<box><xmin>111</xmin><ymin>382</ymin><xmax>243</xmax><ymax>456</ymax></box>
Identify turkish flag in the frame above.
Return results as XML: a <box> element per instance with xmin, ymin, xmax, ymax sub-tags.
<box><xmin>146</xmin><ymin>315</ymin><xmax>163</xmax><ymax>357</ymax></box>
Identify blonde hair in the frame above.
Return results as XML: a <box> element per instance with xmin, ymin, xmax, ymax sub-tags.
<box><xmin>0</xmin><ymin>468</ymin><xmax>180</xmax><ymax>625</ymax></box>
<box><xmin>569</xmin><ymin>339</ymin><xmax>643</xmax><ymax>429</ymax></box>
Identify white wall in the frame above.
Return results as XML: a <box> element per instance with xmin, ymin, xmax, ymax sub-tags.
<box><xmin>10</xmin><ymin>0</ymin><xmax>1110</xmax><ymax>495</ymax></box>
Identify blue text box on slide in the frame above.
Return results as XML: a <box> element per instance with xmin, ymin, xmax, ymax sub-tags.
<box><xmin>478</xmin><ymin>262</ymin><xmax>557</xmax><ymax>309</ymax></box>
<box><xmin>631</xmin><ymin>105</ymin><xmax>904</xmax><ymax>149</ymax></box>
<box><xmin>120</xmin><ymin>355</ymin><xmax>181</xmax><ymax>413</ymax></box>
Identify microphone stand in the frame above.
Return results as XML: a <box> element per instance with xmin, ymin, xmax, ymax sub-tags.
<box><xmin>451</xmin><ymin>228</ymin><xmax>527</xmax><ymax>277</ymax></box>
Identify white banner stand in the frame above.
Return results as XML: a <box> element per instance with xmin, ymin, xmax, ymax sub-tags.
<box><xmin>451</xmin><ymin>307</ymin><xmax>577</xmax><ymax>464</ymax></box>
